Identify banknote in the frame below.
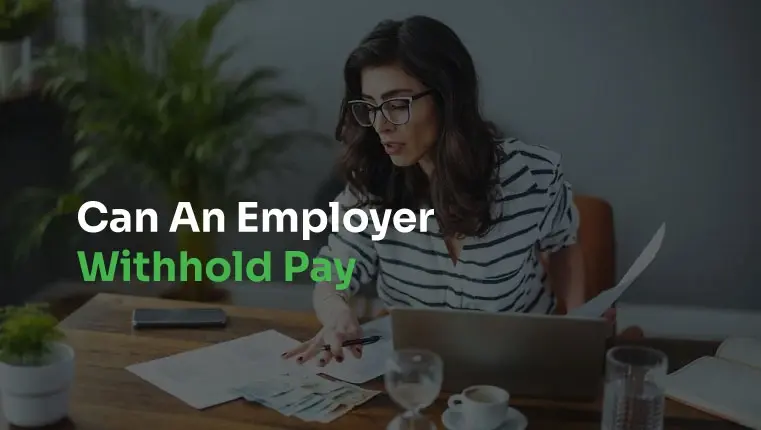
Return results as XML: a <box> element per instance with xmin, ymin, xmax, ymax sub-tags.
<box><xmin>267</xmin><ymin>389</ymin><xmax>322</xmax><ymax>412</ymax></box>
<box><xmin>296</xmin><ymin>385</ymin><xmax>380</xmax><ymax>423</ymax></box>
<box><xmin>232</xmin><ymin>378</ymin><xmax>295</xmax><ymax>400</ymax></box>
<box><xmin>292</xmin><ymin>386</ymin><xmax>354</xmax><ymax>420</ymax></box>
<box><xmin>232</xmin><ymin>370</ymin><xmax>380</xmax><ymax>423</ymax></box>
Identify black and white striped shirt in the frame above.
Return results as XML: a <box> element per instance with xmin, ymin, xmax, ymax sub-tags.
<box><xmin>317</xmin><ymin>138</ymin><xmax>579</xmax><ymax>314</ymax></box>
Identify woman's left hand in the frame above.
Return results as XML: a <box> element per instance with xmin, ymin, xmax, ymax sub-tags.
<box><xmin>602</xmin><ymin>307</ymin><xmax>616</xmax><ymax>324</ymax></box>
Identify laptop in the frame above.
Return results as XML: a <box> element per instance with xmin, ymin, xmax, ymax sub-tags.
<box><xmin>389</xmin><ymin>307</ymin><xmax>610</xmax><ymax>401</ymax></box>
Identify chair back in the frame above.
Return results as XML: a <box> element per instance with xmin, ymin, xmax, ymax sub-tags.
<box><xmin>574</xmin><ymin>194</ymin><xmax>616</xmax><ymax>299</ymax></box>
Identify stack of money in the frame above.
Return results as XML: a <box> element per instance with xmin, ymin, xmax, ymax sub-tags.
<box><xmin>231</xmin><ymin>369</ymin><xmax>381</xmax><ymax>423</ymax></box>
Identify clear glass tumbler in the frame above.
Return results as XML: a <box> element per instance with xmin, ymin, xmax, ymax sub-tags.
<box><xmin>601</xmin><ymin>345</ymin><xmax>668</xmax><ymax>430</ymax></box>
<box><xmin>384</xmin><ymin>349</ymin><xmax>443</xmax><ymax>430</ymax></box>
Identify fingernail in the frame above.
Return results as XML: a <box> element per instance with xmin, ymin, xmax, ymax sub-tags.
<box><xmin>319</xmin><ymin>359</ymin><xmax>326</xmax><ymax>366</ymax></box>
<box><xmin>355</xmin><ymin>346</ymin><xmax>362</xmax><ymax>354</ymax></box>
<box><xmin>281</xmin><ymin>352</ymin><xmax>287</xmax><ymax>357</ymax></box>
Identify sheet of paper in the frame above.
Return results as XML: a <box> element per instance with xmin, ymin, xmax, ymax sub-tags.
<box><xmin>568</xmin><ymin>223</ymin><xmax>666</xmax><ymax>318</ymax></box>
<box><xmin>308</xmin><ymin>316</ymin><xmax>393</xmax><ymax>384</ymax></box>
<box><xmin>126</xmin><ymin>329</ymin><xmax>301</xmax><ymax>409</ymax></box>
<box><xmin>221</xmin><ymin>329</ymin><xmax>301</xmax><ymax>372</ymax></box>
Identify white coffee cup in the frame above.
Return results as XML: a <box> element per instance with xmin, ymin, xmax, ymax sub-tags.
<box><xmin>447</xmin><ymin>385</ymin><xmax>510</xmax><ymax>430</ymax></box>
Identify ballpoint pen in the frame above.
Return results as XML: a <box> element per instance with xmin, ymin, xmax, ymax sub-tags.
<box><xmin>322</xmin><ymin>335</ymin><xmax>381</xmax><ymax>351</ymax></box>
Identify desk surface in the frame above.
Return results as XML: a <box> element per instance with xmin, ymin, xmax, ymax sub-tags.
<box><xmin>1</xmin><ymin>293</ymin><xmax>746</xmax><ymax>430</ymax></box>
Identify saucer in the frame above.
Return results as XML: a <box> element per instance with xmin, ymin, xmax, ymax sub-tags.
<box><xmin>441</xmin><ymin>406</ymin><xmax>527</xmax><ymax>430</ymax></box>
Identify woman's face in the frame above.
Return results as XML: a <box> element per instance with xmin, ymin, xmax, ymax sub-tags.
<box><xmin>357</xmin><ymin>64</ymin><xmax>439</xmax><ymax>171</ymax></box>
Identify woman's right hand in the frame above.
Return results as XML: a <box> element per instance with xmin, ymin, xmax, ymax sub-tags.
<box><xmin>281</xmin><ymin>303</ymin><xmax>363</xmax><ymax>367</ymax></box>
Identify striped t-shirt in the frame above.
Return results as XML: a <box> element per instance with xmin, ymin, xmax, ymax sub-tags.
<box><xmin>317</xmin><ymin>138</ymin><xmax>579</xmax><ymax>314</ymax></box>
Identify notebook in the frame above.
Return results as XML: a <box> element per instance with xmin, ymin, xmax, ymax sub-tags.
<box><xmin>660</xmin><ymin>337</ymin><xmax>761</xmax><ymax>429</ymax></box>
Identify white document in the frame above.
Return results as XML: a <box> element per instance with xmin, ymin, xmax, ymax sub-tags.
<box><xmin>126</xmin><ymin>330</ymin><xmax>301</xmax><ymax>409</ymax></box>
<box><xmin>568</xmin><ymin>223</ymin><xmax>666</xmax><ymax>318</ymax></box>
<box><xmin>307</xmin><ymin>316</ymin><xmax>393</xmax><ymax>384</ymax></box>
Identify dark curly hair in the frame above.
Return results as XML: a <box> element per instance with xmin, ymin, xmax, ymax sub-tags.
<box><xmin>334</xmin><ymin>15</ymin><xmax>505</xmax><ymax>238</ymax></box>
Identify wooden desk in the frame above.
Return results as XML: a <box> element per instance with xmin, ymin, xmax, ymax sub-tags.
<box><xmin>1</xmin><ymin>293</ymin><xmax>746</xmax><ymax>429</ymax></box>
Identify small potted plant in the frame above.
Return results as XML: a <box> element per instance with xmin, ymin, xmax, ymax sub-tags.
<box><xmin>0</xmin><ymin>304</ymin><xmax>74</xmax><ymax>428</ymax></box>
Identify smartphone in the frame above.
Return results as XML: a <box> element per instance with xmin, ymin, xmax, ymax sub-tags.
<box><xmin>131</xmin><ymin>308</ymin><xmax>228</xmax><ymax>329</ymax></box>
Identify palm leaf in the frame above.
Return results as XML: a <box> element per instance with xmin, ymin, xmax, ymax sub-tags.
<box><xmin>7</xmin><ymin>0</ymin><xmax>326</xmax><ymax>264</ymax></box>
<box><xmin>7</xmin><ymin>189</ymin><xmax>80</xmax><ymax>264</ymax></box>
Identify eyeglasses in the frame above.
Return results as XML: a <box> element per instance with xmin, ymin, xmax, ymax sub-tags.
<box><xmin>347</xmin><ymin>89</ymin><xmax>433</xmax><ymax>127</ymax></box>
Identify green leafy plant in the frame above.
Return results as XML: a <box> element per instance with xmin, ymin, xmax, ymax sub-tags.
<box><xmin>7</xmin><ymin>0</ymin><xmax>328</xmax><ymax>301</ymax></box>
<box><xmin>0</xmin><ymin>0</ymin><xmax>53</xmax><ymax>41</ymax></box>
<box><xmin>0</xmin><ymin>304</ymin><xmax>64</xmax><ymax>366</ymax></box>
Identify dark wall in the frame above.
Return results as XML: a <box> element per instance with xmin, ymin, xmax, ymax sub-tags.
<box><xmin>0</xmin><ymin>93</ymin><xmax>73</xmax><ymax>305</ymax></box>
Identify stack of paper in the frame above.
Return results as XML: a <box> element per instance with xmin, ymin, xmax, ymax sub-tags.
<box><xmin>126</xmin><ymin>329</ymin><xmax>299</xmax><ymax>409</ymax></box>
<box><xmin>126</xmin><ymin>321</ymin><xmax>391</xmax><ymax>412</ymax></box>
<box><xmin>232</xmin><ymin>368</ymin><xmax>380</xmax><ymax>423</ymax></box>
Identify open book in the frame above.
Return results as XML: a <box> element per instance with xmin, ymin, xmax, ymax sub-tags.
<box><xmin>660</xmin><ymin>337</ymin><xmax>761</xmax><ymax>429</ymax></box>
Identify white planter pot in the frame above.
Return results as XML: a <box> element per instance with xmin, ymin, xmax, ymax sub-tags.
<box><xmin>0</xmin><ymin>342</ymin><xmax>75</xmax><ymax>428</ymax></box>
<box><xmin>0</xmin><ymin>40</ymin><xmax>24</xmax><ymax>96</ymax></box>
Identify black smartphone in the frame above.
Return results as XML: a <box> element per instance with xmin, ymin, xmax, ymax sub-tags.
<box><xmin>131</xmin><ymin>308</ymin><xmax>228</xmax><ymax>329</ymax></box>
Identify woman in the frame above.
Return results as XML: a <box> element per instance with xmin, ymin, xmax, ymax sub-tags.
<box><xmin>283</xmin><ymin>15</ymin><xmax>593</xmax><ymax>366</ymax></box>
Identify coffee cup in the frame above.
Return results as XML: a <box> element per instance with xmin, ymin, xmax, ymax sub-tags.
<box><xmin>447</xmin><ymin>385</ymin><xmax>510</xmax><ymax>430</ymax></box>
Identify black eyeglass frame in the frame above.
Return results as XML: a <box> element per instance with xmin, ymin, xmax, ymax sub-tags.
<box><xmin>347</xmin><ymin>89</ymin><xmax>434</xmax><ymax>127</ymax></box>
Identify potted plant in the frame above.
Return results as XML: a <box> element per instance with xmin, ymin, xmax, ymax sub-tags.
<box><xmin>0</xmin><ymin>304</ymin><xmax>74</xmax><ymax>428</ymax></box>
<box><xmin>8</xmin><ymin>0</ymin><xmax>327</xmax><ymax>301</ymax></box>
<box><xmin>0</xmin><ymin>0</ymin><xmax>53</xmax><ymax>94</ymax></box>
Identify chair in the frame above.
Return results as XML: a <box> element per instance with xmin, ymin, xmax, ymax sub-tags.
<box><xmin>541</xmin><ymin>195</ymin><xmax>642</xmax><ymax>338</ymax></box>
<box><xmin>547</xmin><ymin>194</ymin><xmax>616</xmax><ymax>314</ymax></box>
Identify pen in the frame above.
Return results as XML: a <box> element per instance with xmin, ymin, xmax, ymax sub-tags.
<box><xmin>322</xmin><ymin>335</ymin><xmax>381</xmax><ymax>351</ymax></box>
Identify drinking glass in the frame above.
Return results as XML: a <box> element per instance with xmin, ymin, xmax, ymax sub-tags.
<box><xmin>601</xmin><ymin>345</ymin><xmax>668</xmax><ymax>430</ymax></box>
<box><xmin>384</xmin><ymin>349</ymin><xmax>443</xmax><ymax>430</ymax></box>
